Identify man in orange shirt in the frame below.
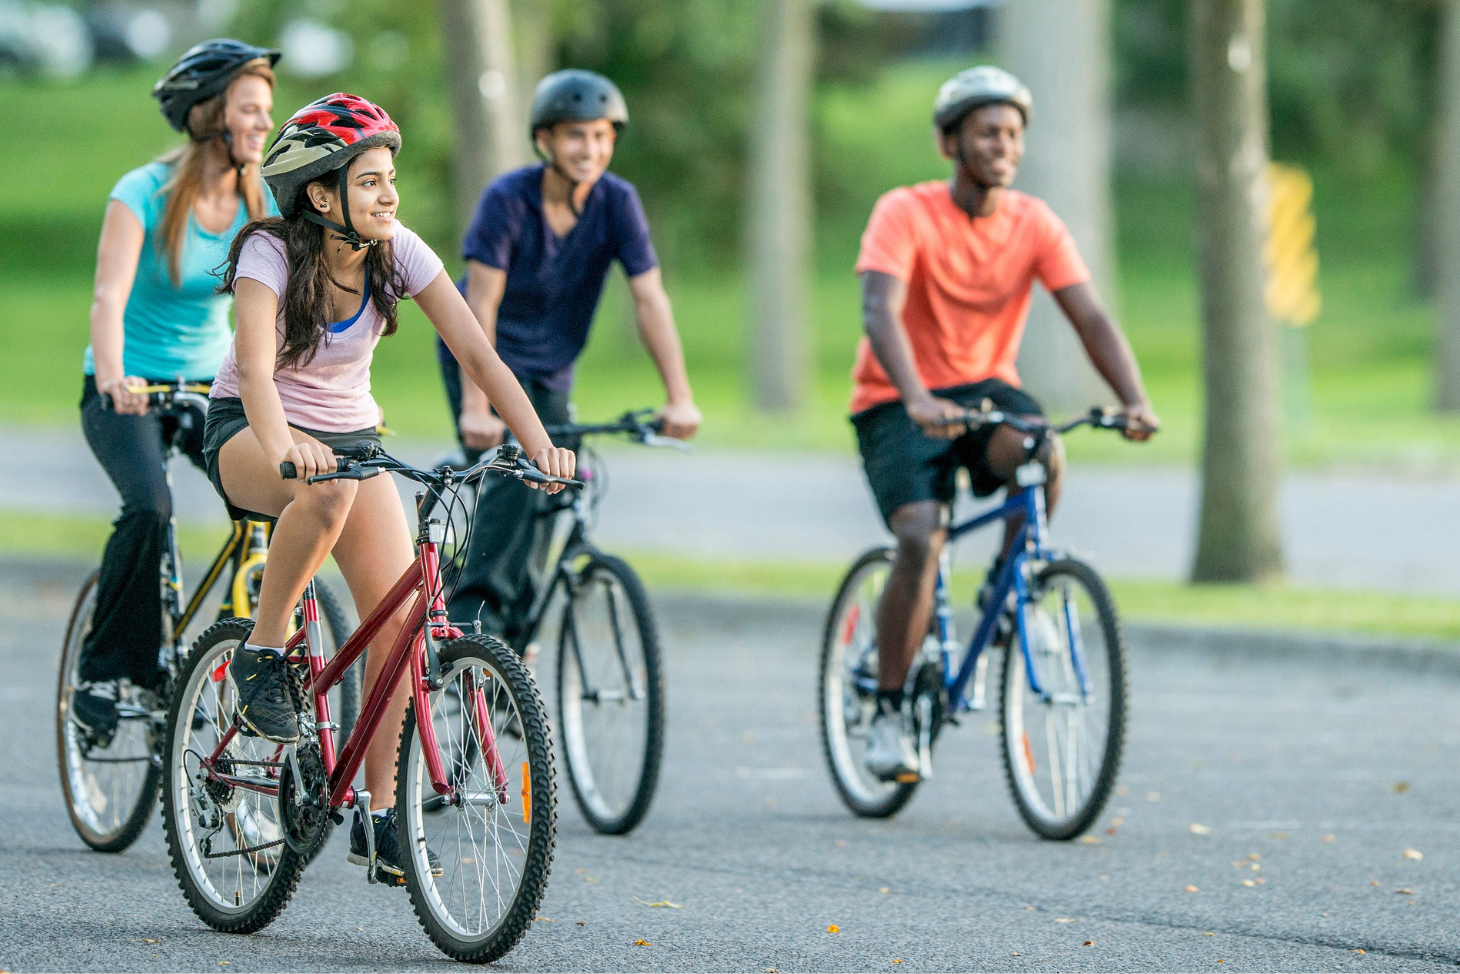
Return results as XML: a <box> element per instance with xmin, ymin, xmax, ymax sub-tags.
<box><xmin>854</xmin><ymin>66</ymin><xmax>1159</xmax><ymax>780</ymax></box>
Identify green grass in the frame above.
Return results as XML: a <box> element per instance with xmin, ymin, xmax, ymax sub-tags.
<box><xmin>5</xmin><ymin>507</ymin><xmax>1455</xmax><ymax>641</ymax></box>
<box><xmin>5</xmin><ymin>62</ymin><xmax>1460</xmax><ymax>469</ymax></box>
<box><xmin>624</xmin><ymin>551</ymin><xmax>1460</xmax><ymax>643</ymax></box>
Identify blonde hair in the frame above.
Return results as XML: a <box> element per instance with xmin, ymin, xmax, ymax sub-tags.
<box><xmin>155</xmin><ymin>59</ymin><xmax>275</xmax><ymax>287</ymax></box>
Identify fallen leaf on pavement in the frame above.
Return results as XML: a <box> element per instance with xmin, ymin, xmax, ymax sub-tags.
<box><xmin>1270</xmin><ymin>831</ymin><xmax>1288</xmax><ymax>839</ymax></box>
<box><xmin>879</xmin><ymin>887</ymin><xmax>891</xmax><ymax>894</ymax></box>
<box><xmin>1243</xmin><ymin>880</ymin><xmax>1256</xmax><ymax>887</ymax></box>
<box><xmin>141</xmin><ymin>940</ymin><xmax>159</xmax><ymax>944</ymax></box>
<box><xmin>827</xmin><ymin>924</ymin><xmax>840</xmax><ymax>933</ymax></box>
<box><xmin>535</xmin><ymin>916</ymin><xmax>552</xmax><ymax>922</ymax></box>
<box><xmin>1322</xmin><ymin>834</ymin><xmax>1336</xmax><ymax>842</ymax></box>
<box><xmin>1112</xmin><ymin>816</ymin><xmax>1125</xmax><ymax>826</ymax></box>
<box><xmin>1106</xmin><ymin>827</ymin><xmax>1118</xmax><ymax>836</ymax></box>
<box><xmin>1395</xmin><ymin>888</ymin><xmax>1413</xmax><ymax>895</ymax></box>
<box><xmin>1190</xmin><ymin>824</ymin><xmax>1211</xmax><ymax>835</ymax></box>
<box><xmin>1055</xmin><ymin>918</ymin><xmax>1076</xmax><ymax>923</ymax></box>
<box><xmin>1081</xmin><ymin>835</ymin><xmax>1101</xmax><ymax>844</ymax></box>
<box><xmin>577</xmin><ymin>921</ymin><xmax>587</xmax><ymax>926</ymax></box>
<box><xmin>892</xmin><ymin>960</ymin><xmax>902</xmax><ymax>965</ymax></box>
<box><xmin>1352</xmin><ymin>949</ymin><xmax>1366</xmax><ymax>955</ymax></box>
<box><xmin>1185</xmin><ymin>885</ymin><xmax>1199</xmax><ymax>893</ymax></box>
<box><xmin>1083</xmin><ymin>940</ymin><xmax>1095</xmax><ymax>946</ymax></box>
<box><xmin>1147</xmin><ymin>791</ymin><xmax>1160</xmax><ymax>802</ymax></box>
<box><xmin>1393</xmin><ymin>782</ymin><xmax>1411</xmax><ymax>794</ymax></box>
<box><xmin>634</xmin><ymin>939</ymin><xmax>652</xmax><ymax>946</ymax></box>
<box><xmin>1372</xmin><ymin>881</ymin><xmax>1381</xmax><ymax>886</ymax></box>
<box><xmin>1203</xmin><ymin>932</ymin><xmax>1215</xmax><ymax>936</ymax></box>
<box><xmin>1403</xmin><ymin>848</ymin><xmax>1423</xmax><ymax>861</ymax></box>
<box><xmin>1247</xmin><ymin>853</ymin><xmax>1261</xmax><ymax>861</ymax></box>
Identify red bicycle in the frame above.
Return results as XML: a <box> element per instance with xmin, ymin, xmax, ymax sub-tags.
<box><xmin>159</xmin><ymin>443</ymin><xmax>576</xmax><ymax>963</ymax></box>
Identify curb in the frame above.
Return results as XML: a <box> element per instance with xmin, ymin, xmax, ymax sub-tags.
<box><xmin>648</xmin><ymin>589</ymin><xmax>1460</xmax><ymax>677</ymax></box>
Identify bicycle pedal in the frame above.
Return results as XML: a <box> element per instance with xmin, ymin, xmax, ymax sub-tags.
<box><xmin>375</xmin><ymin>865</ymin><xmax>407</xmax><ymax>887</ymax></box>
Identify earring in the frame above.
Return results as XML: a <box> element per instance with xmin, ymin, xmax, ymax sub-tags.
<box><xmin>319</xmin><ymin>201</ymin><xmax>329</xmax><ymax>211</ymax></box>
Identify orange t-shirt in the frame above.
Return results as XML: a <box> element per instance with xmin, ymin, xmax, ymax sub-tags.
<box><xmin>850</xmin><ymin>182</ymin><xmax>1090</xmax><ymax>414</ymax></box>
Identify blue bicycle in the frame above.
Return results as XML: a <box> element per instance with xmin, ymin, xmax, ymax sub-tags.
<box><xmin>820</xmin><ymin>406</ymin><xmax>1134</xmax><ymax>839</ymax></box>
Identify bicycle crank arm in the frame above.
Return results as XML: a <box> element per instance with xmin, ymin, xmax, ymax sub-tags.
<box><xmin>353</xmin><ymin>789</ymin><xmax>377</xmax><ymax>884</ymax></box>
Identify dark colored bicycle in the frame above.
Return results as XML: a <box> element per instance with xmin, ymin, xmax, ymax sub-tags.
<box><xmin>820</xmin><ymin>406</ymin><xmax>1140</xmax><ymax>839</ymax></box>
<box><xmin>57</xmin><ymin>381</ymin><xmax>359</xmax><ymax>853</ymax></box>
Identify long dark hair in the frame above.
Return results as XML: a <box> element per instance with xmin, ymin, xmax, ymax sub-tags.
<box><xmin>221</xmin><ymin>188</ymin><xmax>407</xmax><ymax>370</ymax></box>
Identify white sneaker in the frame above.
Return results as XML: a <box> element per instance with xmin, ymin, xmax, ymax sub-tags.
<box><xmin>864</xmin><ymin>708</ymin><xmax>918</xmax><ymax>781</ymax></box>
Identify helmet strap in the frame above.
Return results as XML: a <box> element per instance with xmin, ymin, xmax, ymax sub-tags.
<box><xmin>302</xmin><ymin>167</ymin><xmax>374</xmax><ymax>252</ymax></box>
<box><xmin>534</xmin><ymin>133</ymin><xmax>584</xmax><ymax>217</ymax></box>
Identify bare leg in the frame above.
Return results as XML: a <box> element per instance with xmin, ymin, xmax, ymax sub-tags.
<box><xmin>875</xmin><ymin>501</ymin><xmax>946</xmax><ymax>694</ymax></box>
<box><xmin>219</xmin><ymin>428</ymin><xmax>417</xmax><ymax>810</ymax></box>
<box><xmin>328</xmin><ymin>475</ymin><xmax>416</xmax><ymax>810</ymax></box>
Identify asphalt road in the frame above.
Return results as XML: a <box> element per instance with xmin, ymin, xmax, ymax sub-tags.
<box><xmin>3</xmin><ymin>560</ymin><xmax>1459</xmax><ymax>972</ymax></box>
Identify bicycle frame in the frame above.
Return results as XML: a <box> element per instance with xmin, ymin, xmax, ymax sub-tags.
<box><xmin>199</xmin><ymin>521</ymin><xmax>510</xmax><ymax>815</ymax></box>
<box><xmin>934</xmin><ymin>467</ymin><xmax>1092</xmax><ymax>713</ymax></box>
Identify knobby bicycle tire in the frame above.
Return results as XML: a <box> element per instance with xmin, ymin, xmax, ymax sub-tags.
<box><xmin>556</xmin><ymin>551</ymin><xmax>665</xmax><ymax>835</ymax></box>
<box><xmin>397</xmin><ymin>633</ymin><xmax>556</xmax><ymax>964</ymax></box>
<box><xmin>819</xmin><ymin>547</ymin><xmax>918</xmax><ymax>819</ymax></box>
<box><xmin>999</xmin><ymin>558</ymin><xmax>1127</xmax><ymax>840</ymax></box>
<box><xmin>56</xmin><ymin>569</ymin><xmax>164</xmax><ymax>853</ymax></box>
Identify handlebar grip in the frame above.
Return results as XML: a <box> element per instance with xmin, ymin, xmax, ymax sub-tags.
<box><xmin>280</xmin><ymin>462</ymin><xmax>298</xmax><ymax>480</ymax></box>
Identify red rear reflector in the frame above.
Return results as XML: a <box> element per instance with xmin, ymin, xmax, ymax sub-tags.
<box><xmin>841</xmin><ymin>605</ymin><xmax>861</xmax><ymax>646</ymax></box>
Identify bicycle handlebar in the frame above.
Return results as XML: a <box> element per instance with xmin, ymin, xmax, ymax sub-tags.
<box><xmin>545</xmin><ymin>408</ymin><xmax>691</xmax><ymax>452</ymax></box>
<box><xmin>934</xmin><ymin>404</ymin><xmax>1153</xmax><ymax>437</ymax></box>
<box><xmin>279</xmin><ymin>442</ymin><xmax>583</xmax><ymax>489</ymax></box>
<box><xmin>100</xmin><ymin>380</ymin><xmax>212</xmax><ymax>414</ymax></box>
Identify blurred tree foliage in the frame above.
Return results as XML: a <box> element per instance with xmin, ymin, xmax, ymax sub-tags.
<box><xmin>1116</xmin><ymin>0</ymin><xmax>1441</xmax><ymax>171</ymax></box>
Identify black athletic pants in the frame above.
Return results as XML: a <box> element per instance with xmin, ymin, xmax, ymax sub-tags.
<box><xmin>78</xmin><ymin>376</ymin><xmax>206</xmax><ymax>686</ymax></box>
<box><xmin>439</xmin><ymin>358</ymin><xmax>572</xmax><ymax>642</ymax></box>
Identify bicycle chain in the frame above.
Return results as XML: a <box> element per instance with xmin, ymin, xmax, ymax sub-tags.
<box><xmin>202</xmin><ymin>836</ymin><xmax>285</xmax><ymax>860</ymax></box>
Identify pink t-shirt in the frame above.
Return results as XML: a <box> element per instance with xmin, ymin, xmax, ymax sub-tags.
<box><xmin>211</xmin><ymin>222</ymin><xmax>444</xmax><ymax>431</ymax></box>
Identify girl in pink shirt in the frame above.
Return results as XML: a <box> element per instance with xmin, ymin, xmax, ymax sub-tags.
<box><xmin>204</xmin><ymin>94</ymin><xmax>574</xmax><ymax>879</ymax></box>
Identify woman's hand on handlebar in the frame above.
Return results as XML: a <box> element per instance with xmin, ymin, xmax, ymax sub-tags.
<box><xmin>99</xmin><ymin>375</ymin><xmax>149</xmax><ymax>416</ymax></box>
<box><xmin>906</xmin><ymin>394</ymin><xmax>968</xmax><ymax>440</ymax></box>
<box><xmin>530</xmin><ymin>446</ymin><xmax>576</xmax><ymax>494</ymax></box>
<box><xmin>1119</xmin><ymin>401</ymin><xmax>1161</xmax><ymax>442</ymax></box>
<box><xmin>279</xmin><ymin>436</ymin><xmax>338</xmax><ymax>482</ymax></box>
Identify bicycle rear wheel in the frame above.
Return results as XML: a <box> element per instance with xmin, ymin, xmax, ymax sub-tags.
<box><xmin>56</xmin><ymin>570</ymin><xmax>164</xmax><ymax>852</ymax></box>
<box><xmin>556</xmin><ymin>552</ymin><xmax>664</xmax><ymax>834</ymax></box>
<box><xmin>398</xmin><ymin>634</ymin><xmax>555</xmax><ymax>964</ymax></box>
<box><xmin>819</xmin><ymin>548</ymin><xmax>918</xmax><ymax>818</ymax></box>
<box><xmin>1000</xmin><ymin>558</ymin><xmax>1126</xmax><ymax>840</ymax></box>
<box><xmin>161</xmin><ymin>618</ymin><xmax>305</xmax><ymax>933</ymax></box>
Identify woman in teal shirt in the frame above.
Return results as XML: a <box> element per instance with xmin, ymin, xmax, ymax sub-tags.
<box><xmin>73</xmin><ymin>40</ymin><xmax>280</xmax><ymax>738</ymax></box>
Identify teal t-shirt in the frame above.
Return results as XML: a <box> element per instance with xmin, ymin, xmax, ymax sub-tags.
<box><xmin>83</xmin><ymin>161</ymin><xmax>276</xmax><ymax>381</ymax></box>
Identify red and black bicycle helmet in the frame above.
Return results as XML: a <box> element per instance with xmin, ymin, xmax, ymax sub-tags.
<box><xmin>262</xmin><ymin>93</ymin><xmax>401</xmax><ymax>249</ymax></box>
<box><xmin>153</xmin><ymin>38</ymin><xmax>280</xmax><ymax>136</ymax></box>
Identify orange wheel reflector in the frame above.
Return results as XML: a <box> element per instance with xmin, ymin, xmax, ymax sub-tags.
<box><xmin>841</xmin><ymin>604</ymin><xmax>861</xmax><ymax>646</ymax></box>
<box><xmin>211</xmin><ymin>658</ymin><xmax>229</xmax><ymax>683</ymax></box>
<box><xmin>1021</xmin><ymin>732</ymin><xmax>1036</xmax><ymax>775</ymax></box>
<box><xmin>521</xmin><ymin>762</ymin><xmax>531</xmax><ymax>823</ymax></box>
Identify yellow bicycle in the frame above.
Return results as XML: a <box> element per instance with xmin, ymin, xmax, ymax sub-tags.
<box><xmin>56</xmin><ymin>382</ymin><xmax>360</xmax><ymax>852</ymax></box>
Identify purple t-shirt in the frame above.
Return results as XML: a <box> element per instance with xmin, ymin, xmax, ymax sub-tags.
<box><xmin>212</xmin><ymin>222</ymin><xmax>444</xmax><ymax>431</ymax></box>
<box><xmin>437</xmin><ymin>164</ymin><xmax>658</xmax><ymax>391</ymax></box>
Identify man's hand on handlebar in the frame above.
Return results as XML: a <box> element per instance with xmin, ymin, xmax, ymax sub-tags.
<box><xmin>460</xmin><ymin>407</ymin><xmax>506</xmax><ymax>451</ymax></box>
<box><xmin>99</xmin><ymin>376</ymin><xmax>150</xmax><ymax>416</ymax></box>
<box><xmin>279</xmin><ymin>436</ymin><xmax>338</xmax><ymax>482</ymax></box>
<box><xmin>655</xmin><ymin>399</ymin><xmax>702</xmax><ymax>441</ymax></box>
<box><xmin>1118</xmin><ymin>401</ymin><xmax>1161</xmax><ymax>442</ymax></box>
<box><xmin>529</xmin><ymin>446</ymin><xmax>577</xmax><ymax>495</ymax></box>
<box><xmin>907</xmin><ymin>394</ymin><xmax>969</xmax><ymax>440</ymax></box>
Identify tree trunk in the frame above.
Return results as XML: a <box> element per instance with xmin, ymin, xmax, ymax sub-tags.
<box><xmin>513</xmin><ymin>0</ymin><xmax>554</xmax><ymax>132</ymax></box>
<box><xmin>747</xmin><ymin>0</ymin><xmax>815</xmax><ymax>414</ymax></box>
<box><xmin>438</xmin><ymin>0</ymin><xmax>525</xmax><ymax>238</ymax></box>
<box><xmin>1002</xmin><ymin>0</ymin><xmax>1116</xmax><ymax>414</ymax></box>
<box><xmin>1189</xmin><ymin>0</ymin><xmax>1284</xmax><ymax>582</ymax></box>
<box><xmin>1435</xmin><ymin>0</ymin><xmax>1460</xmax><ymax>410</ymax></box>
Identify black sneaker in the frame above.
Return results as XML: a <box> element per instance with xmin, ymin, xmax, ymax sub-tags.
<box><xmin>228</xmin><ymin>647</ymin><xmax>300</xmax><ymax>743</ymax></box>
<box><xmin>71</xmin><ymin>682</ymin><xmax>119</xmax><ymax>749</ymax></box>
<box><xmin>348</xmin><ymin>808</ymin><xmax>443</xmax><ymax>884</ymax></box>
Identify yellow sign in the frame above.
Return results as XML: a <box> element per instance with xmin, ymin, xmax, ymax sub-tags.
<box><xmin>1264</xmin><ymin>162</ymin><xmax>1321</xmax><ymax>327</ymax></box>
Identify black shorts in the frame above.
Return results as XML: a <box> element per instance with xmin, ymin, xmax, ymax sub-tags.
<box><xmin>202</xmin><ymin>396</ymin><xmax>383</xmax><ymax>522</ymax></box>
<box><xmin>852</xmin><ymin>379</ymin><xmax>1044</xmax><ymax>527</ymax></box>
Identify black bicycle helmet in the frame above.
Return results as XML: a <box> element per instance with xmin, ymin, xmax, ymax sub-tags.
<box><xmin>528</xmin><ymin>69</ymin><xmax>629</xmax><ymax>139</ymax></box>
<box><xmin>152</xmin><ymin>39</ymin><xmax>281</xmax><ymax>136</ymax></box>
<box><xmin>933</xmin><ymin>66</ymin><xmax>1033</xmax><ymax>134</ymax></box>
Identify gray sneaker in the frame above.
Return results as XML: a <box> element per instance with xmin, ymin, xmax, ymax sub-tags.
<box><xmin>864</xmin><ymin>708</ymin><xmax>918</xmax><ymax>781</ymax></box>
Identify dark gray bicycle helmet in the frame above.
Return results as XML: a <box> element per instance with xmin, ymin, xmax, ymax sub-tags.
<box><xmin>152</xmin><ymin>39</ymin><xmax>280</xmax><ymax>136</ymax></box>
<box><xmin>528</xmin><ymin>69</ymin><xmax>629</xmax><ymax>138</ymax></box>
<box><xmin>933</xmin><ymin>66</ymin><xmax>1033</xmax><ymax>133</ymax></box>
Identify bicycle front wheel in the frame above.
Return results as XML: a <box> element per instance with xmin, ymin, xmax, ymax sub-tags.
<box><xmin>398</xmin><ymin>634</ymin><xmax>555</xmax><ymax>964</ymax></box>
<box><xmin>556</xmin><ymin>553</ymin><xmax>664</xmax><ymax>835</ymax></box>
<box><xmin>819</xmin><ymin>548</ymin><xmax>918</xmax><ymax>818</ymax></box>
<box><xmin>55</xmin><ymin>570</ymin><xmax>163</xmax><ymax>852</ymax></box>
<box><xmin>1000</xmin><ymin>558</ymin><xmax>1127</xmax><ymax>840</ymax></box>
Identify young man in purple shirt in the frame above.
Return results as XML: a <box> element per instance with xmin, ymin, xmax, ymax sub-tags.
<box><xmin>438</xmin><ymin>70</ymin><xmax>700</xmax><ymax>638</ymax></box>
